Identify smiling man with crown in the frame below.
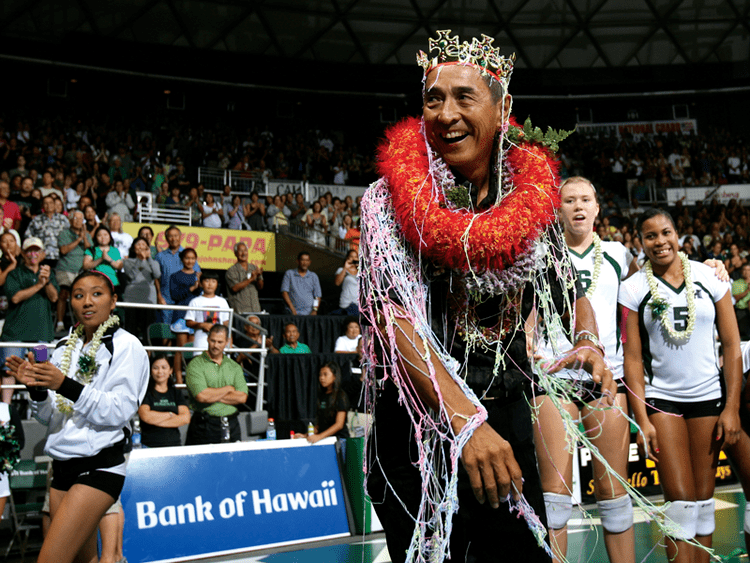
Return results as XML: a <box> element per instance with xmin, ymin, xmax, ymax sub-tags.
<box><xmin>360</xmin><ymin>31</ymin><xmax>616</xmax><ymax>562</ymax></box>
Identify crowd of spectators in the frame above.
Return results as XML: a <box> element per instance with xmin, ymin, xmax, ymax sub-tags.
<box><xmin>560</xmin><ymin>126</ymin><xmax>750</xmax><ymax>201</ymax></box>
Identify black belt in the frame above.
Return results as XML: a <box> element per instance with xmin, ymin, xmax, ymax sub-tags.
<box><xmin>195</xmin><ymin>411</ymin><xmax>239</xmax><ymax>422</ymax></box>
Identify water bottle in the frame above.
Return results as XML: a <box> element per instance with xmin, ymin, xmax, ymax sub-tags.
<box><xmin>221</xmin><ymin>416</ymin><xmax>231</xmax><ymax>442</ymax></box>
<box><xmin>266</xmin><ymin>418</ymin><xmax>276</xmax><ymax>440</ymax></box>
<box><xmin>132</xmin><ymin>417</ymin><xmax>142</xmax><ymax>449</ymax></box>
<box><xmin>307</xmin><ymin>422</ymin><xmax>315</xmax><ymax>437</ymax></box>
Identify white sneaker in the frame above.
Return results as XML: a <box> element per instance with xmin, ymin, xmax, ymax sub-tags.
<box><xmin>55</xmin><ymin>322</ymin><xmax>65</xmax><ymax>332</ymax></box>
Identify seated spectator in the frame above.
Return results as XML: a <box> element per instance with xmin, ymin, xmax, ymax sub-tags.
<box><xmin>201</xmin><ymin>192</ymin><xmax>223</xmax><ymax>229</ymax></box>
<box><xmin>278</xmin><ymin>323</ymin><xmax>311</xmax><ymax>354</ymax></box>
<box><xmin>334</xmin><ymin>320</ymin><xmax>361</xmax><ymax>354</ymax></box>
<box><xmin>138</xmin><ymin>355</ymin><xmax>191</xmax><ymax>448</ymax></box>
<box><xmin>185</xmin><ymin>272</ymin><xmax>231</xmax><ymax>353</ymax></box>
<box><xmin>235</xmin><ymin>315</ymin><xmax>279</xmax><ymax>356</ymax></box>
<box><xmin>303</xmin><ymin>362</ymin><xmax>350</xmax><ymax>448</ymax></box>
<box><xmin>83</xmin><ymin>225</ymin><xmax>123</xmax><ymax>294</ymax></box>
<box><xmin>332</xmin><ymin>249</ymin><xmax>358</xmax><ymax>315</ymax></box>
<box><xmin>123</xmin><ymin>237</ymin><xmax>161</xmax><ymax>340</ymax></box>
<box><xmin>185</xmin><ymin>325</ymin><xmax>248</xmax><ymax>445</ymax></box>
<box><xmin>706</xmin><ymin>240</ymin><xmax>726</xmax><ymax>261</ymax></box>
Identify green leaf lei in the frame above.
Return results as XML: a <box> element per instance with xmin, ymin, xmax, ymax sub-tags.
<box><xmin>506</xmin><ymin>116</ymin><xmax>574</xmax><ymax>153</ymax></box>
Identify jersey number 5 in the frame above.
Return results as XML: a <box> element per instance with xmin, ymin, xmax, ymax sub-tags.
<box><xmin>673</xmin><ymin>306</ymin><xmax>689</xmax><ymax>332</ymax></box>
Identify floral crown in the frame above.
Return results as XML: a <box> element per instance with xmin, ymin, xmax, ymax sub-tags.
<box><xmin>417</xmin><ymin>30</ymin><xmax>516</xmax><ymax>86</ymax></box>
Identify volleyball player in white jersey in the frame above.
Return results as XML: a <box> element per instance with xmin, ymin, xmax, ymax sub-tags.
<box><xmin>6</xmin><ymin>270</ymin><xmax>149</xmax><ymax>563</ymax></box>
<box><xmin>620</xmin><ymin>208</ymin><xmax>742</xmax><ymax>563</ymax></box>
<box><xmin>533</xmin><ymin>177</ymin><xmax>638</xmax><ymax>563</ymax></box>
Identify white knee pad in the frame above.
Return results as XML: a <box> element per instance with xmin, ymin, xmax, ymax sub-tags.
<box><xmin>544</xmin><ymin>492</ymin><xmax>572</xmax><ymax>530</ymax></box>
<box><xmin>598</xmin><ymin>495</ymin><xmax>634</xmax><ymax>534</ymax></box>
<box><xmin>744</xmin><ymin>503</ymin><xmax>750</xmax><ymax>534</ymax></box>
<box><xmin>695</xmin><ymin>498</ymin><xmax>715</xmax><ymax>536</ymax></box>
<box><xmin>663</xmin><ymin>500</ymin><xmax>697</xmax><ymax>540</ymax></box>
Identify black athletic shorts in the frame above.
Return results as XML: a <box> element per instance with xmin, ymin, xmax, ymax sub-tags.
<box><xmin>645</xmin><ymin>397</ymin><xmax>724</xmax><ymax>419</ymax></box>
<box><xmin>51</xmin><ymin>439</ymin><xmax>127</xmax><ymax>500</ymax></box>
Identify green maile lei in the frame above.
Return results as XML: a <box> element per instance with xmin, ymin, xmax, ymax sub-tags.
<box><xmin>444</xmin><ymin>116</ymin><xmax>573</xmax><ymax>209</ymax></box>
<box><xmin>56</xmin><ymin>315</ymin><xmax>120</xmax><ymax>415</ymax></box>
<box><xmin>585</xmin><ymin>233</ymin><xmax>603</xmax><ymax>299</ymax></box>
<box><xmin>645</xmin><ymin>252</ymin><xmax>696</xmax><ymax>343</ymax></box>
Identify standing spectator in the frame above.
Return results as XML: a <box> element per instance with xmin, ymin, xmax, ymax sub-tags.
<box><xmin>123</xmin><ymin>237</ymin><xmax>161</xmax><ymax>340</ymax></box>
<box><xmin>265</xmin><ymin>195</ymin><xmax>289</xmax><ymax>230</ymax></box>
<box><xmin>304</xmin><ymin>201</ymin><xmax>328</xmax><ymax>245</ymax></box>
<box><xmin>137</xmin><ymin>225</ymin><xmax>158</xmax><ymax>259</ymax></box>
<box><xmin>13</xmin><ymin>176</ymin><xmax>41</xmax><ymax>234</ymax></box>
<box><xmin>280</xmin><ymin>252</ymin><xmax>321</xmax><ymax>315</ymax></box>
<box><xmin>83</xmin><ymin>226</ymin><xmax>123</xmax><ymax>294</ymax></box>
<box><xmin>278</xmin><ymin>323</ymin><xmax>311</xmax><ymax>354</ymax></box>
<box><xmin>54</xmin><ymin>210</ymin><xmax>92</xmax><ymax>332</ymax></box>
<box><xmin>226</xmin><ymin>195</ymin><xmax>246</xmax><ymax>230</ymax></box>
<box><xmin>225</xmin><ymin>242</ymin><xmax>263</xmax><ymax>314</ymax></box>
<box><xmin>138</xmin><ymin>355</ymin><xmax>190</xmax><ymax>448</ymax></box>
<box><xmin>25</xmin><ymin>195</ymin><xmax>70</xmax><ymax>265</ymax></box>
<box><xmin>0</xmin><ymin>232</ymin><xmax>20</xmax><ymax>403</ymax></box>
<box><xmin>105</xmin><ymin>180</ymin><xmax>135</xmax><ymax>222</ymax></box>
<box><xmin>155</xmin><ymin>225</ymin><xmax>201</xmax><ymax>326</ymax></box>
<box><xmin>0</xmin><ymin>238</ymin><xmax>59</xmax><ymax>370</ymax></box>
<box><xmin>200</xmin><ymin>192</ymin><xmax>223</xmax><ymax>229</ymax></box>
<box><xmin>185</xmin><ymin>272</ymin><xmax>231</xmax><ymax>353</ymax></box>
<box><xmin>243</xmin><ymin>191</ymin><xmax>266</xmax><ymax>232</ymax></box>
<box><xmin>0</xmin><ymin>180</ymin><xmax>22</xmax><ymax>231</ymax></box>
<box><xmin>332</xmin><ymin>249</ymin><xmax>358</xmax><ymax>315</ymax></box>
<box><xmin>288</xmin><ymin>193</ymin><xmax>307</xmax><ymax>225</ymax></box>
<box><xmin>185</xmin><ymin>187</ymin><xmax>203</xmax><ymax>226</ymax></box>
<box><xmin>732</xmin><ymin>263</ymin><xmax>750</xmax><ymax>340</ymax></box>
<box><xmin>83</xmin><ymin>205</ymin><xmax>100</xmax><ymax>239</ymax></box>
<box><xmin>169</xmin><ymin>247</ymin><xmax>201</xmax><ymax>382</ymax></box>
<box><xmin>185</xmin><ymin>325</ymin><xmax>248</xmax><ymax>445</ymax></box>
<box><xmin>108</xmin><ymin>213</ymin><xmax>134</xmax><ymax>264</ymax></box>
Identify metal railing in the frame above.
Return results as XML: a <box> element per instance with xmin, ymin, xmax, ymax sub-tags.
<box><xmin>136</xmin><ymin>191</ymin><xmax>192</xmax><ymax>225</ymax></box>
<box><xmin>0</xmin><ymin>302</ymin><xmax>269</xmax><ymax>413</ymax></box>
<box><xmin>197</xmin><ymin>168</ymin><xmax>263</xmax><ymax>194</ymax></box>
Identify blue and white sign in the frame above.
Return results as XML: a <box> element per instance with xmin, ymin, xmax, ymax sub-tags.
<box><xmin>121</xmin><ymin>438</ymin><xmax>350</xmax><ymax>563</ymax></box>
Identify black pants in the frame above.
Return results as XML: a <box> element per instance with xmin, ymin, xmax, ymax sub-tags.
<box><xmin>185</xmin><ymin>412</ymin><xmax>241</xmax><ymax>445</ymax></box>
<box><xmin>369</xmin><ymin>395</ymin><xmax>550</xmax><ymax>563</ymax></box>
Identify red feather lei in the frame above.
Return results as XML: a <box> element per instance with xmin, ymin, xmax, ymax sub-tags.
<box><xmin>377</xmin><ymin>116</ymin><xmax>561</xmax><ymax>273</ymax></box>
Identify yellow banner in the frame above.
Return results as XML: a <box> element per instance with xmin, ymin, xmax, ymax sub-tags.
<box><xmin>123</xmin><ymin>223</ymin><xmax>276</xmax><ymax>271</ymax></box>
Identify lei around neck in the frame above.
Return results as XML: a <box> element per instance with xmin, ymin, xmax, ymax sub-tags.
<box><xmin>376</xmin><ymin>116</ymin><xmax>561</xmax><ymax>273</ymax></box>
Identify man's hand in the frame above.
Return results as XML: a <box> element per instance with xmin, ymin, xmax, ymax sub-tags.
<box><xmin>549</xmin><ymin>343</ymin><xmax>616</xmax><ymax>405</ymax></box>
<box><xmin>460</xmin><ymin>422</ymin><xmax>523</xmax><ymax>507</ymax></box>
<box><xmin>38</xmin><ymin>265</ymin><xmax>51</xmax><ymax>286</ymax></box>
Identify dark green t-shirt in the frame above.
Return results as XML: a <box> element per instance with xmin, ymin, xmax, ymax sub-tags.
<box><xmin>1</xmin><ymin>263</ymin><xmax>59</xmax><ymax>342</ymax></box>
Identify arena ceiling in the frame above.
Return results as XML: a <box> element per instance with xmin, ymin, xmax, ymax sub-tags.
<box><xmin>1</xmin><ymin>0</ymin><xmax>749</xmax><ymax>92</ymax></box>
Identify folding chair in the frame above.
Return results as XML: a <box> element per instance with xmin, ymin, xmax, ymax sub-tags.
<box><xmin>5</xmin><ymin>460</ymin><xmax>47</xmax><ymax>559</ymax></box>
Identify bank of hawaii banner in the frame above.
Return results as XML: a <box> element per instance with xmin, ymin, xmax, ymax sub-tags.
<box><xmin>123</xmin><ymin>222</ymin><xmax>276</xmax><ymax>271</ymax></box>
<box><xmin>121</xmin><ymin>439</ymin><xmax>350</xmax><ymax>563</ymax></box>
